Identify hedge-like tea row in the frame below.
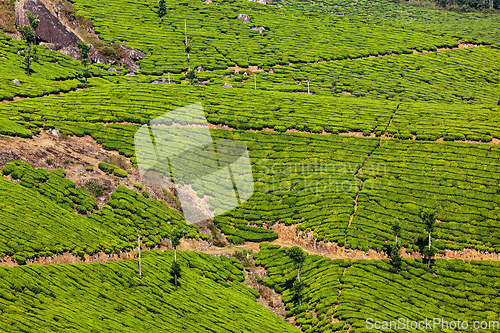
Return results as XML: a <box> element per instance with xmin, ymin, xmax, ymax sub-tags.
<box><xmin>255</xmin><ymin>244</ymin><xmax>500</xmax><ymax>333</ymax></box>
<box><xmin>0</xmin><ymin>84</ymin><xmax>397</xmax><ymax>140</ymax></box>
<box><xmin>213</xmin><ymin>47</ymin><xmax>500</xmax><ymax>105</ymax></box>
<box><xmin>0</xmin><ymin>162</ymin><xmax>202</xmax><ymax>262</ymax></box>
<box><xmin>350</xmin><ymin>139</ymin><xmax>500</xmax><ymax>253</ymax></box>
<box><xmin>71</xmin><ymin>0</ymin><xmax>458</xmax><ymax>74</ymax></box>
<box><xmin>279</xmin><ymin>0</ymin><xmax>500</xmax><ymax>44</ymax></box>
<box><xmin>0</xmin><ymin>250</ymin><xmax>297</xmax><ymax>332</ymax></box>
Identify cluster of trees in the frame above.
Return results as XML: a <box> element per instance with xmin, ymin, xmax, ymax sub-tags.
<box><xmin>388</xmin><ymin>209</ymin><xmax>438</xmax><ymax>273</ymax></box>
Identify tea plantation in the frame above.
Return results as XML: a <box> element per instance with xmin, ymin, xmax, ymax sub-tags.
<box><xmin>255</xmin><ymin>244</ymin><xmax>500</xmax><ymax>333</ymax></box>
<box><xmin>71</xmin><ymin>0</ymin><xmax>459</xmax><ymax>74</ymax></box>
<box><xmin>0</xmin><ymin>0</ymin><xmax>499</xmax><ymax>330</ymax></box>
<box><xmin>0</xmin><ymin>250</ymin><xmax>299</xmax><ymax>332</ymax></box>
<box><xmin>279</xmin><ymin>0</ymin><xmax>500</xmax><ymax>44</ymax></box>
<box><xmin>0</xmin><ymin>161</ymin><xmax>205</xmax><ymax>263</ymax></box>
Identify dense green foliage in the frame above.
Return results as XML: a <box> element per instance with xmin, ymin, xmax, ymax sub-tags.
<box><xmin>0</xmin><ymin>250</ymin><xmax>298</xmax><ymax>332</ymax></box>
<box><xmin>351</xmin><ymin>139</ymin><xmax>500</xmax><ymax>253</ymax></box>
<box><xmin>279</xmin><ymin>0</ymin><xmax>500</xmax><ymax>43</ymax></box>
<box><xmin>255</xmin><ymin>244</ymin><xmax>500</xmax><ymax>332</ymax></box>
<box><xmin>218</xmin><ymin>46</ymin><xmax>500</xmax><ymax>105</ymax></box>
<box><xmin>72</xmin><ymin>0</ymin><xmax>459</xmax><ymax>74</ymax></box>
<box><xmin>0</xmin><ymin>162</ymin><xmax>203</xmax><ymax>262</ymax></box>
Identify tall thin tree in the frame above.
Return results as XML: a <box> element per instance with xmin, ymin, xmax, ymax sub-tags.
<box><xmin>286</xmin><ymin>246</ymin><xmax>307</xmax><ymax>305</ymax></box>
<box><xmin>17</xmin><ymin>10</ymin><xmax>39</xmax><ymax>76</ymax></box>
<box><xmin>421</xmin><ymin>209</ymin><xmax>437</xmax><ymax>272</ymax></box>
<box><xmin>169</xmin><ymin>227</ymin><xmax>185</xmax><ymax>290</ymax></box>
<box><xmin>138</xmin><ymin>235</ymin><xmax>142</xmax><ymax>279</ymax></box>
<box><xmin>390</xmin><ymin>218</ymin><xmax>403</xmax><ymax>274</ymax></box>
<box><xmin>77</xmin><ymin>40</ymin><xmax>91</xmax><ymax>87</ymax></box>
<box><xmin>158</xmin><ymin>0</ymin><xmax>167</xmax><ymax>19</ymax></box>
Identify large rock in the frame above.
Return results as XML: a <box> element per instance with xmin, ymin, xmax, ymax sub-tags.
<box><xmin>123</xmin><ymin>58</ymin><xmax>140</xmax><ymax>72</ymax></box>
<box><xmin>248</xmin><ymin>0</ymin><xmax>270</xmax><ymax>4</ymax></box>
<box><xmin>251</xmin><ymin>26</ymin><xmax>265</xmax><ymax>34</ymax></box>
<box><xmin>237</xmin><ymin>14</ymin><xmax>251</xmax><ymax>24</ymax></box>
<box><xmin>108</xmin><ymin>67</ymin><xmax>121</xmax><ymax>74</ymax></box>
<box><xmin>222</xmin><ymin>83</ymin><xmax>233</xmax><ymax>87</ymax></box>
<box><xmin>59</xmin><ymin>46</ymin><xmax>81</xmax><ymax>60</ymax></box>
<box><xmin>16</xmin><ymin>0</ymin><xmax>80</xmax><ymax>47</ymax></box>
<box><xmin>90</xmin><ymin>50</ymin><xmax>106</xmax><ymax>64</ymax></box>
<box><xmin>195</xmin><ymin>66</ymin><xmax>204</xmax><ymax>73</ymax></box>
<box><xmin>119</xmin><ymin>44</ymin><xmax>146</xmax><ymax>61</ymax></box>
<box><xmin>11</xmin><ymin>79</ymin><xmax>22</xmax><ymax>86</ymax></box>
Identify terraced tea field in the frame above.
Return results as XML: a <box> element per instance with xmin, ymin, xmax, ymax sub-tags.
<box><xmin>255</xmin><ymin>244</ymin><xmax>500</xmax><ymax>332</ymax></box>
<box><xmin>0</xmin><ymin>250</ymin><xmax>298</xmax><ymax>332</ymax></box>
<box><xmin>0</xmin><ymin>0</ymin><xmax>499</xmax><ymax>330</ymax></box>
<box><xmin>72</xmin><ymin>0</ymin><xmax>460</xmax><ymax>74</ymax></box>
<box><xmin>279</xmin><ymin>0</ymin><xmax>500</xmax><ymax>44</ymax></box>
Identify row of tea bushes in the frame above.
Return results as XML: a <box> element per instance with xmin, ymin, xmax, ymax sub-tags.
<box><xmin>279</xmin><ymin>0</ymin><xmax>500</xmax><ymax>43</ymax></box>
<box><xmin>0</xmin><ymin>161</ymin><xmax>202</xmax><ymax>262</ymax></box>
<box><xmin>0</xmin><ymin>250</ymin><xmax>297</xmax><ymax>332</ymax></box>
<box><xmin>255</xmin><ymin>244</ymin><xmax>500</xmax><ymax>332</ymax></box>
<box><xmin>72</xmin><ymin>0</ymin><xmax>459</xmax><ymax>74</ymax></box>
<box><xmin>350</xmin><ymin>139</ymin><xmax>500</xmax><ymax>253</ymax></box>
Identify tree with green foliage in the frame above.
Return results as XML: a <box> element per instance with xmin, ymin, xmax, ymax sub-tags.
<box><xmin>291</xmin><ymin>279</ymin><xmax>305</xmax><ymax>306</ymax></box>
<box><xmin>286</xmin><ymin>246</ymin><xmax>307</xmax><ymax>305</ymax></box>
<box><xmin>421</xmin><ymin>209</ymin><xmax>437</xmax><ymax>272</ymax></box>
<box><xmin>77</xmin><ymin>40</ymin><xmax>91</xmax><ymax>87</ymax></box>
<box><xmin>170</xmin><ymin>227</ymin><xmax>185</xmax><ymax>262</ymax></box>
<box><xmin>390</xmin><ymin>218</ymin><xmax>403</xmax><ymax>273</ymax></box>
<box><xmin>184</xmin><ymin>19</ymin><xmax>193</xmax><ymax>72</ymax></box>
<box><xmin>170</xmin><ymin>260</ymin><xmax>181</xmax><ymax>290</ymax></box>
<box><xmin>391</xmin><ymin>218</ymin><xmax>402</xmax><ymax>245</ymax></box>
<box><xmin>17</xmin><ymin>10</ymin><xmax>40</xmax><ymax>76</ymax></box>
<box><xmin>158</xmin><ymin>0</ymin><xmax>167</xmax><ymax>18</ymax></box>
<box><xmin>186</xmin><ymin>69</ymin><xmax>196</xmax><ymax>85</ymax></box>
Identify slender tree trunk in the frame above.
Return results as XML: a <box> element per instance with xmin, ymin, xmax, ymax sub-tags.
<box><xmin>254</xmin><ymin>73</ymin><xmax>256</xmax><ymax>90</ymax></box>
<box><xmin>297</xmin><ymin>266</ymin><xmax>300</xmax><ymax>282</ymax></box>
<box><xmin>174</xmin><ymin>247</ymin><xmax>177</xmax><ymax>262</ymax></box>
<box><xmin>27</xmin><ymin>44</ymin><xmax>31</xmax><ymax>76</ymax></box>
<box><xmin>168</xmin><ymin>72</ymin><xmax>170</xmax><ymax>83</ymax></box>
<box><xmin>185</xmin><ymin>19</ymin><xmax>190</xmax><ymax>72</ymax></box>
<box><xmin>138</xmin><ymin>236</ymin><xmax>142</xmax><ymax>279</ymax></box>
<box><xmin>174</xmin><ymin>273</ymin><xmax>178</xmax><ymax>290</ymax></box>
<box><xmin>428</xmin><ymin>232</ymin><xmax>431</xmax><ymax>272</ymax></box>
<box><xmin>307</xmin><ymin>80</ymin><xmax>310</xmax><ymax>94</ymax></box>
<box><xmin>489</xmin><ymin>0</ymin><xmax>493</xmax><ymax>9</ymax></box>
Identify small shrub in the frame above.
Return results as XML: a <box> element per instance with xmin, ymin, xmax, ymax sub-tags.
<box><xmin>85</xmin><ymin>180</ymin><xmax>106</xmax><ymax>197</ymax></box>
<box><xmin>76</xmin><ymin>205</ymin><xmax>87</xmax><ymax>214</ymax></box>
<box><xmin>86</xmin><ymin>166</ymin><xmax>94</xmax><ymax>172</ymax></box>
<box><xmin>46</xmin><ymin>159</ymin><xmax>52</xmax><ymax>165</ymax></box>
<box><xmin>113</xmin><ymin>169</ymin><xmax>128</xmax><ymax>178</ymax></box>
<box><xmin>133</xmin><ymin>183</ymin><xmax>143</xmax><ymax>190</ymax></box>
<box><xmin>142</xmin><ymin>190</ymin><xmax>149</xmax><ymax>198</ymax></box>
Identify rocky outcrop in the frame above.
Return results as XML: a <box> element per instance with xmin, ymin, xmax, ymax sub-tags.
<box><xmin>195</xmin><ymin>66</ymin><xmax>204</xmax><ymax>73</ymax></box>
<box><xmin>90</xmin><ymin>50</ymin><xmax>106</xmax><ymax>64</ymax></box>
<box><xmin>123</xmin><ymin>58</ymin><xmax>140</xmax><ymax>72</ymax></box>
<box><xmin>15</xmin><ymin>0</ymin><xmax>79</xmax><ymax>47</ymax></box>
<box><xmin>107</xmin><ymin>67</ymin><xmax>121</xmax><ymax>74</ymax></box>
<box><xmin>237</xmin><ymin>14</ymin><xmax>251</xmax><ymax>24</ymax></box>
<box><xmin>152</xmin><ymin>77</ymin><xmax>175</xmax><ymax>84</ymax></box>
<box><xmin>59</xmin><ymin>46</ymin><xmax>81</xmax><ymax>61</ymax></box>
<box><xmin>248</xmin><ymin>0</ymin><xmax>270</xmax><ymax>4</ymax></box>
<box><xmin>119</xmin><ymin>44</ymin><xmax>146</xmax><ymax>61</ymax></box>
<box><xmin>222</xmin><ymin>83</ymin><xmax>233</xmax><ymax>87</ymax></box>
<box><xmin>11</xmin><ymin>79</ymin><xmax>21</xmax><ymax>86</ymax></box>
<box><xmin>251</xmin><ymin>26</ymin><xmax>265</xmax><ymax>34</ymax></box>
